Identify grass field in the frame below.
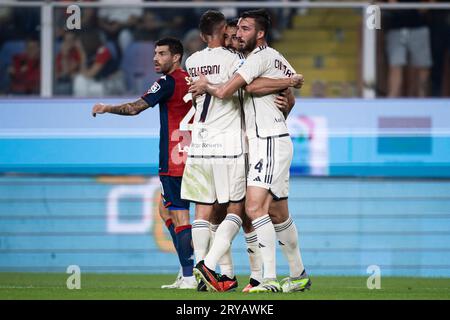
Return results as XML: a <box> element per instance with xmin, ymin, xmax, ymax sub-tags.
<box><xmin>0</xmin><ymin>273</ymin><xmax>449</xmax><ymax>300</ymax></box>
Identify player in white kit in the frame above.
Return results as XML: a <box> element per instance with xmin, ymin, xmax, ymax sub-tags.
<box><xmin>190</xmin><ymin>9</ymin><xmax>311</xmax><ymax>293</ymax></box>
<box><xmin>181</xmin><ymin>10</ymin><xmax>246</xmax><ymax>292</ymax></box>
<box><xmin>184</xmin><ymin>10</ymin><xmax>304</xmax><ymax>292</ymax></box>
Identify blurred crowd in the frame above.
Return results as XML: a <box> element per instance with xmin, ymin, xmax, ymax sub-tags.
<box><xmin>0</xmin><ymin>0</ymin><xmax>448</xmax><ymax>97</ymax></box>
<box><xmin>0</xmin><ymin>0</ymin><xmax>291</xmax><ymax>97</ymax></box>
<box><xmin>381</xmin><ymin>0</ymin><xmax>450</xmax><ymax>97</ymax></box>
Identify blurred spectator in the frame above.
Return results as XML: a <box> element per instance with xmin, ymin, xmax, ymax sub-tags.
<box><xmin>156</xmin><ymin>0</ymin><xmax>202</xmax><ymax>39</ymax></box>
<box><xmin>134</xmin><ymin>10</ymin><xmax>164</xmax><ymax>42</ymax></box>
<box><xmin>54</xmin><ymin>0</ymin><xmax>99</xmax><ymax>41</ymax></box>
<box><xmin>73</xmin><ymin>31</ymin><xmax>125</xmax><ymax>97</ymax></box>
<box><xmin>181</xmin><ymin>29</ymin><xmax>205</xmax><ymax>69</ymax></box>
<box><xmin>385</xmin><ymin>0</ymin><xmax>433</xmax><ymax>97</ymax></box>
<box><xmin>12</xmin><ymin>1</ymin><xmax>41</xmax><ymax>40</ymax></box>
<box><xmin>428</xmin><ymin>1</ymin><xmax>450</xmax><ymax>97</ymax></box>
<box><xmin>98</xmin><ymin>0</ymin><xmax>143</xmax><ymax>57</ymax></box>
<box><xmin>0</xmin><ymin>7</ymin><xmax>15</xmax><ymax>48</ymax></box>
<box><xmin>8</xmin><ymin>37</ymin><xmax>40</xmax><ymax>95</ymax></box>
<box><xmin>55</xmin><ymin>31</ymin><xmax>81</xmax><ymax>95</ymax></box>
<box><xmin>0</xmin><ymin>8</ymin><xmax>16</xmax><ymax>93</ymax></box>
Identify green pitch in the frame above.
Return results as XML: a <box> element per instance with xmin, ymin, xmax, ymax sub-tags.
<box><xmin>0</xmin><ymin>273</ymin><xmax>449</xmax><ymax>300</ymax></box>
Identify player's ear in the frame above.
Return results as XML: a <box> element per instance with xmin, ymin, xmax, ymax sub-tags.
<box><xmin>199</xmin><ymin>33</ymin><xmax>207</xmax><ymax>44</ymax></box>
<box><xmin>256</xmin><ymin>30</ymin><xmax>265</xmax><ymax>41</ymax></box>
<box><xmin>173</xmin><ymin>53</ymin><xmax>181</xmax><ymax>64</ymax></box>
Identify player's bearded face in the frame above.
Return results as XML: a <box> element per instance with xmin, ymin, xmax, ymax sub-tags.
<box><xmin>154</xmin><ymin>46</ymin><xmax>174</xmax><ymax>74</ymax></box>
<box><xmin>237</xmin><ymin>18</ymin><xmax>258</xmax><ymax>53</ymax></box>
<box><xmin>224</xmin><ymin>27</ymin><xmax>239</xmax><ymax>51</ymax></box>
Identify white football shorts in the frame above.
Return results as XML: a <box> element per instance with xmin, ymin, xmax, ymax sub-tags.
<box><xmin>246</xmin><ymin>135</ymin><xmax>293</xmax><ymax>200</ymax></box>
<box><xmin>181</xmin><ymin>156</ymin><xmax>246</xmax><ymax>204</ymax></box>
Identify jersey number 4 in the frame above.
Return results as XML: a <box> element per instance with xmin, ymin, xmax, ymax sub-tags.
<box><xmin>254</xmin><ymin>160</ymin><xmax>263</xmax><ymax>173</ymax></box>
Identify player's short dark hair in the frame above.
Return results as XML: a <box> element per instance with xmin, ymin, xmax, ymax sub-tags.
<box><xmin>155</xmin><ymin>37</ymin><xmax>184</xmax><ymax>63</ymax></box>
<box><xmin>227</xmin><ymin>18</ymin><xmax>238</xmax><ymax>28</ymax></box>
<box><xmin>199</xmin><ymin>10</ymin><xmax>226</xmax><ymax>36</ymax></box>
<box><xmin>240</xmin><ymin>9</ymin><xmax>271</xmax><ymax>35</ymax></box>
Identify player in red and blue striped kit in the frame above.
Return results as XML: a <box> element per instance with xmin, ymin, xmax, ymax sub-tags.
<box><xmin>92</xmin><ymin>37</ymin><xmax>196</xmax><ymax>289</ymax></box>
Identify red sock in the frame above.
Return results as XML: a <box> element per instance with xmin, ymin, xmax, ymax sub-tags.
<box><xmin>175</xmin><ymin>224</ymin><xmax>192</xmax><ymax>234</ymax></box>
<box><xmin>165</xmin><ymin>218</ymin><xmax>173</xmax><ymax>229</ymax></box>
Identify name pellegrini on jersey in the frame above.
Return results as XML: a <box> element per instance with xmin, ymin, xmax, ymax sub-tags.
<box><xmin>188</xmin><ymin>65</ymin><xmax>221</xmax><ymax>77</ymax></box>
<box><xmin>184</xmin><ymin>46</ymin><xmax>244</xmax><ymax>157</ymax></box>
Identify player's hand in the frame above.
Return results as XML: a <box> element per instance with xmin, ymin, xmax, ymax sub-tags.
<box><xmin>189</xmin><ymin>73</ymin><xmax>207</xmax><ymax>97</ymax></box>
<box><xmin>92</xmin><ymin>103</ymin><xmax>109</xmax><ymax>117</ymax></box>
<box><xmin>290</xmin><ymin>74</ymin><xmax>305</xmax><ymax>89</ymax></box>
<box><xmin>275</xmin><ymin>90</ymin><xmax>290</xmax><ymax>114</ymax></box>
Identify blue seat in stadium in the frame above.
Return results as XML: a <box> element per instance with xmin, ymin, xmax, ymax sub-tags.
<box><xmin>0</xmin><ymin>40</ymin><xmax>26</xmax><ymax>92</ymax></box>
<box><xmin>121</xmin><ymin>41</ymin><xmax>159</xmax><ymax>94</ymax></box>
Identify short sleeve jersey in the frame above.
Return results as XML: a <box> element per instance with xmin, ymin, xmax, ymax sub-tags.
<box><xmin>141</xmin><ymin>68</ymin><xmax>192</xmax><ymax>176</ymax></box>
<box><xmin>237</xmin><ymin>45</ymin><xmax>296</xmax><ymax>139</ymax></box>
<box><xmin>185</xmin><ymin>47</ymin><xmax>245</xmax><ymax>157</ymax></box>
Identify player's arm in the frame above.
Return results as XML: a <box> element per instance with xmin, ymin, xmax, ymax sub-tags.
<box><xmin>245</xmin><ymin>74</ymin><xmax>304</xmax><ymax>95</ymax></box>
<box><xmin>189</xmin><ymin>53</ymin><xmax>271</xmax><ymax>99</ymax></box>
<box><xmin>92</xmin><ymin>98</ymin><xmax>150</xmax><ymax>117</ymax></box>
<box><xmin>190</xmin><ymin>72</ymin><xmax>304</xmax><ymax>100</ymax></box>
<box><xmin>189</xmin><ymin>72</ymin><xmax>247</xmax><ymax>100</ymax></box>
<box><xmin>92</xmin><ymin>76</ymin><xmax>174</xmax><ymax>117</ymax></box>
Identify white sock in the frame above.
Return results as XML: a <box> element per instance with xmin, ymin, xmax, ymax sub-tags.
<box><xmin>244</xmin><ymin>231</ymin><xmax>263</xmax><ymax>282</ymax></box>
<box><xmin>210</xmin><ymin>223</ymin><xmax>218</xmax><ymax>250</ymax></box>
<box><xmin>274</xmin><ymin>216</ymin><xmax>305</xmax><ymax>278</ymax></box>
<box><xmin>252</xmin><ymin>214</ymin><xmax>277</xmax><ymax>280</ymax></box>
<box><xmin>204</xmin><ymin>214</ymin><xmax>242</xmax><ymax>272</ymax></box>
<box><xmin>211</xmin><ymin>224</ymin><xmax>234</xmax><ymax>278</ymax></box>
<box><xmin>192</xmin><ymin>219</ymin><xmax>211</xmax><ymax>263</ymax></box>
<box><xmin>217</xmin><ymin>247</ymin><xmax>234</xmax><ymax>278</ymax></box>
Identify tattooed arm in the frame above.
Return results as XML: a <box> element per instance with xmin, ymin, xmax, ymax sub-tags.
<box><xmin>92</xmin><ymin>98</ymin><xmax>150</xmax><ymax>117</ymax></box>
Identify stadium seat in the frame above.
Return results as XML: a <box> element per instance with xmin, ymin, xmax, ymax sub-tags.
<box><xmin>274</xmin><ymin>8</ymin><xmax>362</xmax><ymax>97</ymax></box>
<box><xmin>121</xmin><ymin>41</ymin><xmax>159</xmax><ymax>95</ymax></box>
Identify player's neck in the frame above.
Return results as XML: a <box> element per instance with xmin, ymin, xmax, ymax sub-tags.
<box><xmin>207</xmin><ymin>39</ymin><xmax>222</xmax><ymax>49</ymax></box>
<box><xmin>166</xmin><ymin>64</ymin><xmax>180</xmax><ymax>75</ymax></box>
<box><xmin>256</xmin><ymin>39</ymin><xmax>267</xmax><ymax>48</ymax></box>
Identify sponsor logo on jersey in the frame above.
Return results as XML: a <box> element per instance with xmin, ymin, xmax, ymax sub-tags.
<box><xmin>148</xmin><ymin>81</ymin><xmax>161</xmax><ymax>94</ymax></box>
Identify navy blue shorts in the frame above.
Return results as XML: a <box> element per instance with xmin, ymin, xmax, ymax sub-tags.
<box><xmin>160</xmin><ymin>175</ymin><xmax>190</xmax><ymax>211</ymax></box>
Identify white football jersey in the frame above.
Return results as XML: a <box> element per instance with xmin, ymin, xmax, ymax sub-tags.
<box><xmin>185</xmin><ymin>47</ymin><xmax>245</xmax><ymax>157</ymax></box>
<box><xmin>237</xmin><ymin>45</ymin><xmax>296</xmax><ymax>139</ymax></box>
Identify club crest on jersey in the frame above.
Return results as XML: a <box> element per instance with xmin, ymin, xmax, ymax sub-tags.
<box><xmin>198</xmin><ymin>128</ymin><xmax>208</xmax><ymax>139</ymax></box>
<box><xmin>147</xmin><ymin>82</ymin><xmax>161</xmax><ymax>94</ymax></box>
